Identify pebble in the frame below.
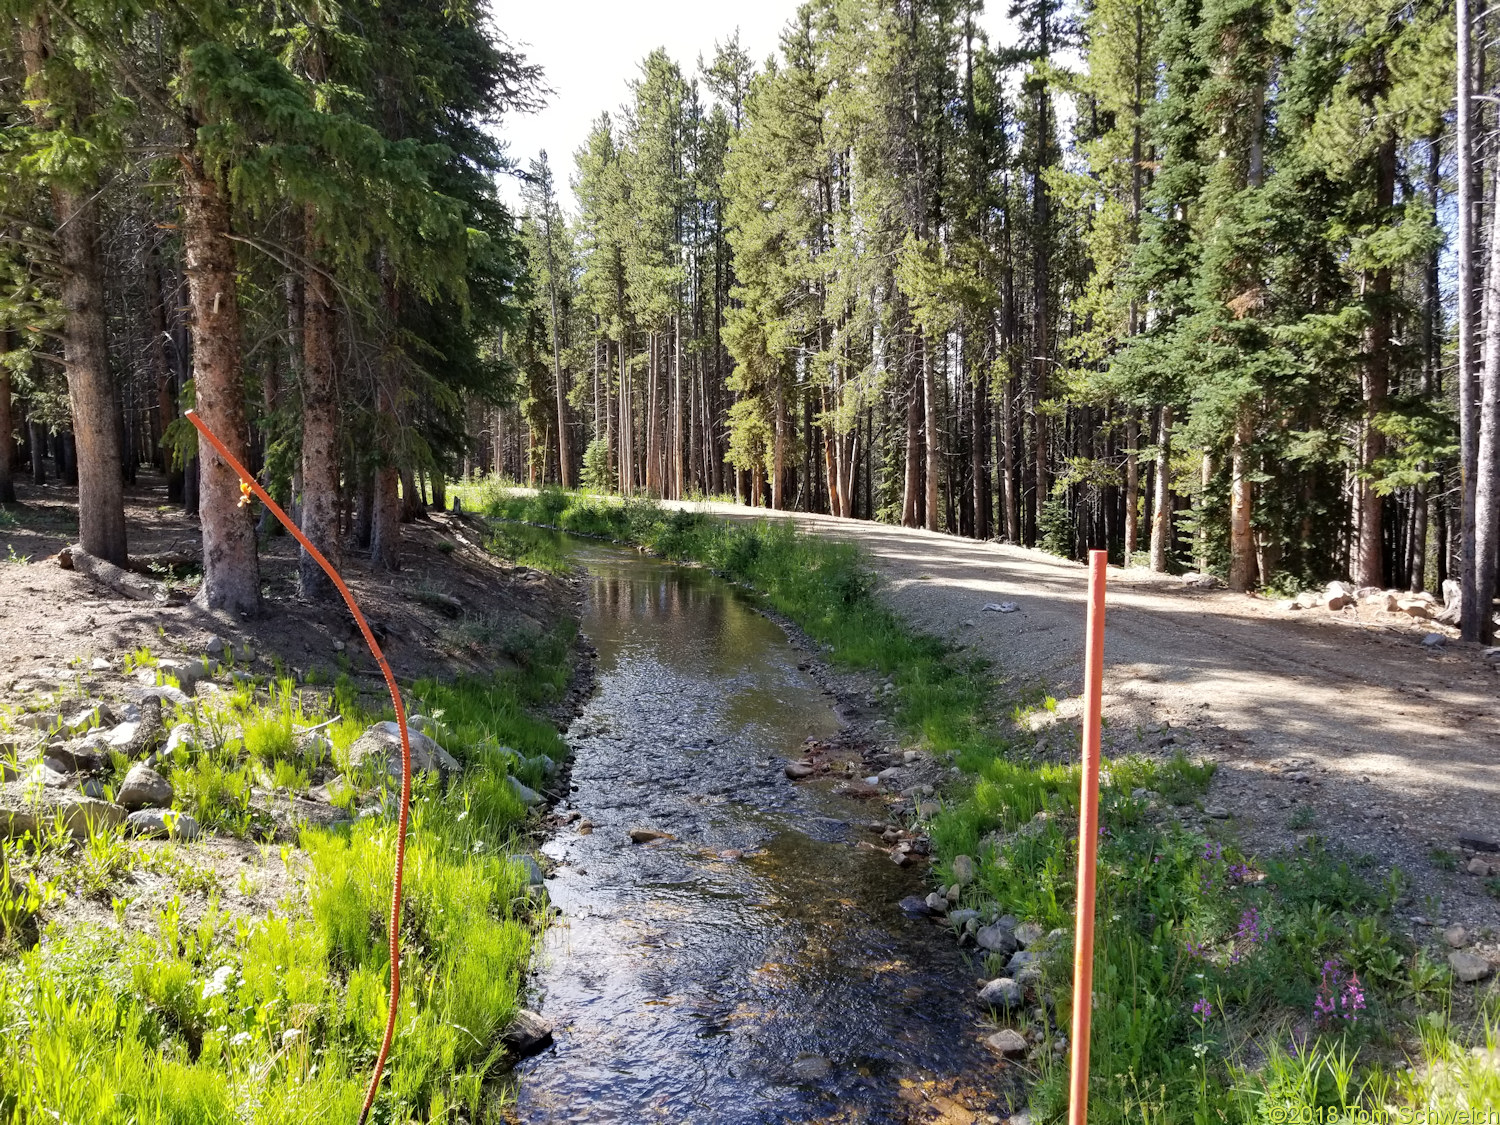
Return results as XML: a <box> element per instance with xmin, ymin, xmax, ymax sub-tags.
<box><xmin>1006</xmin><ymin>950</ymin><xmax>1041</xmax><ymax>975</ymax></box>
<box><xmin>978</xmin><ymin>977</ymin><xmax>1023</xmax><ymax>1011</ymax></box>
<box><xmin>924</xmin><ymin>892</ymin><xmax>948</xmax><ymax>914</ymax></box>
<box><xmin>1204</xmin><ymin>805</ymin><xmax>1230</xmax><ymax>819</ymax></box>
<box><xmin>1447</xmin><ymin>951</ymin><xmax>1493</xmax><ymax>984</ymax></box>
<box><xmin>104</xmin><ymin>721</ymin><xmax>140</xmax><ymax>750</ymax></box>
<box><xmin>948</xmin><ymin>909</ymin><xmax>981</xmax><ymax>929</ymax></box>
<box><xmin>1468</xmin><ymin>856</ymin><xmax>1493</xmax><ymax>877</ymax></box>
<box><xmin>986</xmin><ymin>1029</ymin><xmax>1028</xmax><ymax>1057</ymax></box>
<box><xmin>627</xmin><ymin>827</ymin><xmax>671</xmax><ymax>844</ymax></box>
<box><xmin>125</xmin><ymin>807</ymin><xmax>201</xmax><ymax>841</ymax></box>
<box><xmin>792</xmin><ymin>1054</ymin><xmax>833</xmax><ymax>1081</ymax></box>
<box><xmin>509</xmin><ymin>854</ymin><xmax>545</xmax><ymax>886</ymax></box>
<box><xmin>898</xmin><ymin>895</ymin><xmax>933</xmax><ymax>916</ymax></box>
<box><xmin>951</xmin><ymin>854</ymin><xmax>976</xmax><ymax>886</ymax></box>
<box><xmin>508</xmin><ymin>777</ymin><xmax>544</xmax><ymax>806</ymax></box>
<box><xmin>1421</xmin><ymin>633</ymin><xmax>1446</xmax><ymax>647</ymax></box>
<box><xmin>1014</xmin><ymin>922</ymin><xmax>1044</xmax><ymax>948</ymax></box>
<box><xmin>502</xmin><ymin>1010</ymin><xmax>554</xmax><ymax>1057</ymax></box>
<box><xmin>117</xmin><ymin>764</ymin><xmax>173</xmax><ymax>811</ymax></box>
<box><xmin>785</xmin><ymin>761</ymin><xmax>814</xmax><ymax>780</ymax></box>
<box><xmin>1443</xmin><ymin>924</ymin><xmax>1469</xmax><ymax>949</ymax></box>
<box><xmin>976</xmin><ymin>923</ymin><xmax>1017</xmax><ymax>956</ymax></box>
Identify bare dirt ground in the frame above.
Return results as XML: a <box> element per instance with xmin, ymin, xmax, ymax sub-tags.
<box><xmin>667</xmin><ymin>500</ymin><xmax>1500</xmax><ymax>947</ymax></box>
<box><xmin>0</xmin><ymin>472</ymin><xmax>570</xmax><ymax>688</ymax></box>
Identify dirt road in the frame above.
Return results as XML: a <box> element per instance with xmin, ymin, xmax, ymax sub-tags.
<box><xmin>669</xmin><ymin>499</ymin><xmax>1500</xmax><ymax>931</ymax></box>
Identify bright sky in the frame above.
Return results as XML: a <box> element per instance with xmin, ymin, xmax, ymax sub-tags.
<box><xmin>489</xmin><ymin>0</ymin><xmax>1022</xmax><ymax>213</ymax></box>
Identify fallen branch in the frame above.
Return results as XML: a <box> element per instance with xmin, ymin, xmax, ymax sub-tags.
<box><xmin>125</xmin><ymin>551</ymin><xmax>200</xmax><ymax>578</ymax></box>
<box><xmin>59</xmin><ymin>545</ymin><xmax>159</xmax><ymax>601</ymax></box>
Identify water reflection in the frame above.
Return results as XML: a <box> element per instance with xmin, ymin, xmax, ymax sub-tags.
<box><xmin>512</xmin><ymin>540</ymin><xmax>1018</xmax><ymax>1124</ymax></box>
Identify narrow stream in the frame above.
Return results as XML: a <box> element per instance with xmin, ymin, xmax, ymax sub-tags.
<box><xmin>514</xmin><ymin>539</ymin><xmax>1018</xmax><ymax>1124</ymax></box>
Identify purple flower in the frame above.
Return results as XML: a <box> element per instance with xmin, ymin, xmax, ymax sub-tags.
<box><xmin>1185</xmin><ymin>938</ymin><xmax>1208</xmax><ymax>960</ymax></box>
<box><xmin>1229</xmin><ymin>907</ymin><xmax>1268</xmax><ymax>965</ymax></box>
<box><xmin>1192</xmin><ymin>997</ymin><xmax>1213</xmax><ymax>1020</ymax></box>
<box><xmin>1313</xmin><ymin>959</ymin><xmax>1365</xmax><ymax>1027</ymax></box>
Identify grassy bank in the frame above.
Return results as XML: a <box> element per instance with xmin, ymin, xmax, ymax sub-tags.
<box><xmin>483</xmin><ymin>485</ymin><xmax>1498</xmax><ymax>1122</ymax></box>
<box><xmin>0</xmin><ymin>622</ymin><xmax>574</xmax><ymax>1122</ymax></box>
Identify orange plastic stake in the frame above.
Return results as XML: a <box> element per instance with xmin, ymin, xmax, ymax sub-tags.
<box><xmin>1069</xmin><ymin>548</ymin><xmax>1108</xmax><ymax>1125</ymax></box>
<box><xmin>182</xmin><ymin>410</ymin><xmax>411</xmax><ymax>1125</ymax></box>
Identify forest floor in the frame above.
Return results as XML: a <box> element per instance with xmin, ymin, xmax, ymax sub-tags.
<box><xmin>0</xmin><ymin>471</ymin><xmax>570</xmax><ymax>688</ymax></box>
<box><xmin>659</xmin><ymin>500</ymin><xmax>1500</xmax><ymax>943</ymax></box>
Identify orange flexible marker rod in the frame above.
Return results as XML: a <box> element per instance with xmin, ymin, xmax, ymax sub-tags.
<box><xmin>183</xmin><ymin>410</ymin><xmax>411</xmax><ymax>1124</ymax></box>
<box><xmin>1069</xmin><ymin>549</ymin><xmax>1108</xmax><ymax>1125</ymax></box>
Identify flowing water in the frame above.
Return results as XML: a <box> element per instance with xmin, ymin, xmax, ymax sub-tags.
<box><xmin>513</xmin><ymin>540</ymin><xmax>1019</xmax><ymax>1124</ymax></box>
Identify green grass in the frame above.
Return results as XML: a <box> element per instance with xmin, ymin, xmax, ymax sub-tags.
<box><xmin>488</xmin><ymin>485</ymin><xmax>1499</xmax><ymax>1123</ymax></box>
<box><xmin>0</xmin><ymin>615</ymin><xmax>575</xmax><ymax>1122</ymax></box>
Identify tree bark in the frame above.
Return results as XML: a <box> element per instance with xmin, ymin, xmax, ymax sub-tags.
<box><xmin>181</xmin><ymin>147</ymin><xmax>259</xmax><ymax>614</ymax></box>
<box><xmin>1149</xmin><ymin>405</ymin><xmax>1173</xmax><ymax>572</ymax></box>
<box><xmin>21</xmin><ymin>20</ymin><xmax>127</xmax><ymax>565</ymax></box>
<box><xmin>1354</xmin><ymin>132</ymin><xmax>1396</xmax><ymax>589</ymax></box>
<box><xmin>0</xmin><ymin>332</ymin><xmax>15</xmax><ymax>504</ymax></box>
<box><xmin>1458</xmin><ymin>0</ymin><xmax>1484</xmax><ymax>639</ymax></box>
<box><xmin>29</xmin><ymin>418</ymin><xmax>46</xmax><ymax>485</ymax></box>
<box><xmin>1123</xmin><ymin>414</ymin><xmax>1139</xmax><ymax>563</ymax></box>
<box><xmin>1473</xmin><ymin>152</ymin><xmax>1500</xmax><ymax>642</ymax></box>
<box><xmin>371</xmin><ymin>270</ymin><xmax>402</xmax><ymax>570</ymax></box>
<box><xmin>299</xmin><ymin>207</ymin><xmax>340</xmax><ymax>600</ymax></box>
<box><xmin>541</xmin><ymin>202</ymin><xmax>571</xmax><ymax>489</ymax></box>
<box><xmin>923</xmin><ymin>331</ymin><xmax>939</xmax><ymax>532</ymax></box>
<box><xmin>902</xmin><ymin>333</ymin><xmax>922</xmax><ymax>527</ymax></box>
<box><xmin>1228</xmin><ymin>409</ymin><xmax>1256</xmax><ymax>591</ymax></box>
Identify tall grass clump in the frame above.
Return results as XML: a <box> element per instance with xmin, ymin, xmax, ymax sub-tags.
<box><xmin>488</xmin><ymin>486</ymin><xmax>1497</xmax><ymax>1122</ymax></box>
<box><xmin>0</xmin><ymin>614</ymin><xmax>573</xmax><ymax>1121</ymax></box>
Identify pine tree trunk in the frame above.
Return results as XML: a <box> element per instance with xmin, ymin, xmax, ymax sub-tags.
<box><xmin>299</xmin><ymin>210</ymin><xmax>340</xmax><ymax>600</ymax></box>
<box><xmin>372</xmin><ymin>272</ymin><xmax>402</xmax><ymax>570</ymax></box>
<box><xmin>21</xmin><ymin>21</ymin><xmax>127</xmax><ymax>565</ymax></box>
<box><xmin>29</xmin><ymin>418</ymin><xmax>45</xmax><ymax>486</ymax></box>
<box><xmin>1458</xmin><ymin>0</ymin><xmax>1484</xmax><ymax>639</ymax></box>
<box><xmin>1150</xmin><ymin>405</ymin><xmax>1173</xmax><ymax>572</ymax></box>
<box><xmin>923</xmin><ymin>331</ymin><xmax>940</xmax><ymax>532</ymax></box>
<box><xmin>972</xmin><ymin>363</ymin><xmax>989</xmax><ymax>540</ymax></box>
<box><xmin>672</xmin><ymin>314</ymin><xmax>683</xmax><ymax>498</ymax></box>
<box><xmin>0</xmin><ymin>332</ymin><xmax>14</xmax><ymax>504</ymax></box>
<box><xmin>772</xmin><ymin>380</ymin><xmax>786</xmax><ymax>510</ymax></box>
<box><xmin>542</xmin><ymin>215</ymin><xmax>571</xmax><ymax>489</ymax></box>
<box><xmin>902</xmin><ymin>335</ymin><xmax>922</xmax><ymax>527</ymax></box>
<box><xmin>1228</xmin><ymin>409</ymin><xmax>1256</xmax><ymax>591</ymax></box>
<box><xmin>1123</xmin><ymin>415</ymin><xmax>1139</xmax><ymax>563</ymax></box>
<box><xmin>1472</xmin><ymin>157</ymin><xmax>1500</xmax><ymax>642</ymax></box>
<box><xmin>181</xmin><ymin>148</ymin><xmax>259</xmax><ymax>613</ymax></box>
<box><xmin>645</xmin><ymin>333</ymin><xmax>659</xmax><ymax>494</ymax></box>
<box><xmin>1354</xmin><ymin>134</ymin><xmax>1396</xmax><ymax>589</ymax></box>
